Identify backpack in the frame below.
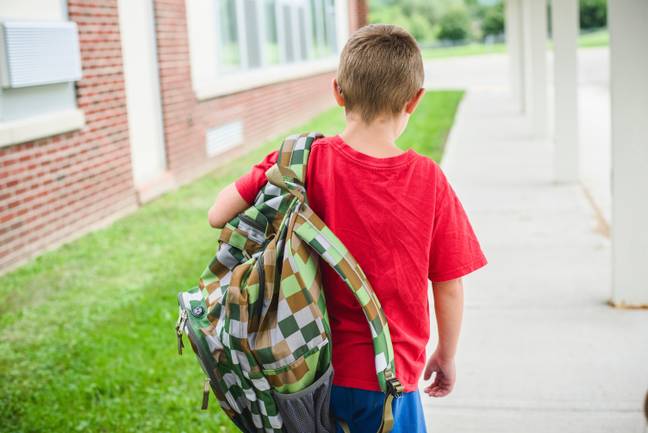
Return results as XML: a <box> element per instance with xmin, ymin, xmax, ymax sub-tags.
<box><xmin>175</xmin><ymin>132</ymin><xmax>404</xmax><ymax>433</ymax></box>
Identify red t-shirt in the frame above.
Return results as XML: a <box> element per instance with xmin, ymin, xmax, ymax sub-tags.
<box><xmin>234</xmin><ymin>134</ymin><xmax>487</xmax><ymax>392</ymax></box>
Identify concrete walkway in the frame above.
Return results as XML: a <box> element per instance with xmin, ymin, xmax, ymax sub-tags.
<box><xmin>420</xmin><ymin>54</ymin><xmax>648</xmax><ymax>433</ymax></box>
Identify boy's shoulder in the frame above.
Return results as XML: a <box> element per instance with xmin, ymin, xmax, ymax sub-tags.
<box><xmin>312</xmin><ymin>134</ymin><xmax>441</xmax><ymax>171</ymax></box>
<box><xmin>311</xmin><ymin>134</ymin><xmax>335</xmax><ymax>149</ymax></box>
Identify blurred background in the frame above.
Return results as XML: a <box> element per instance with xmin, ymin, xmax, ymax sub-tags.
<box><xmin>0</xmin><ymin>0</ymin><xmax>646</xmax><ymax>432</ymax></box>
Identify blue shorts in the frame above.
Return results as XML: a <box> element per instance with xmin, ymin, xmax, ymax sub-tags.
<box><xmin>330</xmin><ymin>385</ymin><xmax>427</xmax><ymax>433</ymax></box>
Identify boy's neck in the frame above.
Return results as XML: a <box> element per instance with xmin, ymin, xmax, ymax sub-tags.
<box><xmin>340</xmin><ymin>113</ymin><xmax>406</xmax><ymax>158</ymax></box>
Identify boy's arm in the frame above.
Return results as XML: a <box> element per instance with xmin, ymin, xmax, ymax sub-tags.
<box><xmin>208</xmin><ymin>149</ymin><xmax>279</xmax><ymax>228</ymax></box>
<box><xmin>207</xmin><ymin>183</ymin><xmax>250</xmax><ymax>228</ymax></box>
<box><xmin>423</xmin><ymin>277</ymin><xmax>464</xmax><ymax>398</ymax></box>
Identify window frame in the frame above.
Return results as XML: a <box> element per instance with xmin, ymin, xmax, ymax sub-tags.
<box><xmin>0</xmin><ymin>0</ymin><xmax>85</xmax><ymax>148</ymax></box>
<box><xmin>186</xmin><ymin>0</ymin><xmax>348</xmax><ymax>101</ymax></box>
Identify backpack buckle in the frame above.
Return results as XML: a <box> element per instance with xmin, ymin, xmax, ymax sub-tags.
<box><xmin>384</xmin><ymin>369</ymin><xmax>404</xmax><ymax>398</ymax></box>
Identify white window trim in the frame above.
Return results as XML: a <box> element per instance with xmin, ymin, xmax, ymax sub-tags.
<box><xmin>0</xmin><ymin>108</ymin><xmax>85</xmax><ymax>148</ymax></box>
<box><xmin>195</xmin><ymin>57</ymin><xmax>338</xmax><ymax>100</ymax></box>
<box><xmin>0</xmin><ymin>0</ymin><xmax>85</xmax><ymax>148</ymax></box>
<box><xmin>185</xmin><ymin>0</ymin><xmax>347</xmax><ymax>101</ymax></box>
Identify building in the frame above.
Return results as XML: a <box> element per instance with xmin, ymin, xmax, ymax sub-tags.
<box><xmin>505</xmin><ymin>0</ymin><xmax>648</xmax><ymax>306</ymax></box>
<box><xmin>0</xmin><ymin>0</ymin><xmax>367</xmax><ymax>273</ymax></box>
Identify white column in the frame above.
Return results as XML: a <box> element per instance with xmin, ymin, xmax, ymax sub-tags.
<box><xmin>552</xmin><ymin>0</ymin><xmax>579</xmax><ymax>183</ymax></box>
<box><xmin>522</xmin><ymin>0</ymin><xmax>548</xmax><ymax>136</ymax></box>
<box><xmin>118</xmin><ymin>0</ymin><xmax>167</xmax><ymax>187</ymax></box>
<box><xmin>609</xmin><ymin>0</ymin><xmax>648</xmax><ymax>307</ymax></box>
<box><xmin>506</xmin><ymin>0</ymin><xmax>525</xmax><ymax>113</ymax></box>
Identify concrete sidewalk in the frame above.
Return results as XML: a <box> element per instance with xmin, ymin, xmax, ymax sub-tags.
<box><xmin>420</xmin><ymin>86</ymin><xmax>648</xmax><ymax>432</ymax></box>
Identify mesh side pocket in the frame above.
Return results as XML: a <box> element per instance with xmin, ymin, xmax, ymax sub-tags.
<box><xmin>271</xmin><ymin>365</ymin><xmax>336</xmax><ymax>433</ymax></box>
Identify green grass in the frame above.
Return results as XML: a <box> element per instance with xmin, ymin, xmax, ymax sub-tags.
<box><xmin>397</xmin><ymin>90</ymin><xmax>464</xmax><ymax>162</ymax></box>
<box><xmin>578</xmin><ymin>29</ymin><xmax>608</xmax><ymax>48</ymax></box>
<box><xmin>421</xmin><ymin>29</ymin><xmax>609</xmax><ymax>60</ymax></box>
<box><xmin>422</xmin><ymin>42</ymin><xmax>507</xmax><ymax>60</ymax></box>
<box><xmin>0</xmin><ymin>91</ymin><xmax>463</xmax><ymax>433</ymax></box>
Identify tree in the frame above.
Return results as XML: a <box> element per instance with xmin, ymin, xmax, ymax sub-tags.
<box><xmin>369</xmin><ymin>2</ymin><xmax>436</xmax><ymax>43</ymax></box>
<box><xmin>481</xmin><ymin>2</ymin><xmax>504</xmax><ymax>40</ymax></box>
<box><xmin>580</xmin><ymin>0</ymin><xmax>607</xmax><ymax>30</ymax></box>
<box><xmin>437</xmin><ymin>7</ymin><xmax>471</xmax><ymax>42</ymax></box>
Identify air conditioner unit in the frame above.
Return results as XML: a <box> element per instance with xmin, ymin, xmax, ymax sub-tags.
<box><xmin>0</xmin><ymin>21</ymin><xmax>82</xmax><ymax>89</ymax></box>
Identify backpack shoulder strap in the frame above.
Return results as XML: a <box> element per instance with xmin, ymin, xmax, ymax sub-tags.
<box><xmin>268</xmin><ymin>131</ymin><xmax>403</xmax><ymax>397</ymax></box>
<box><xmin>293</xmin><ymin>203</ymin><xmax>404</xmax><ymax>398</ymax></box>
<box><xmin>265</xmin><ymin>132</ymin><xmax>323</xmax><ymax>202</ymax></box>
<box><xmin>277</xmin><ymin>131</ymin><xmax>322</xmax><ymax>182</ymax></box>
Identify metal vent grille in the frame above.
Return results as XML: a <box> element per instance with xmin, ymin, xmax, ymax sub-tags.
<box><xmin>206</xmin><ymin>121</ymin><xmax>243</xmax><ymax>157</ymax></box>
<box><xmin>0</xmin><ymin>21</ymin><xmax>82</xmax><ymax>89</ymax></box>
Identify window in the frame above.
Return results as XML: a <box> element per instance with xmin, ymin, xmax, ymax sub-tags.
<box><xmin>213</xmin><ymin>0</ymin><xmax>339</xmax><ymax>75</ymax></box>
<box><xmin>323</xmin><ymin>0</ymin><xmax>338</xmax><ymax>53</ymax></box>
<box><xmin>263</xmin><ymin>0</ymin><xmax>280</xmax><ymax>65</ymax></box>
<box><xmin>309</xmin><ymin>0</ymin><xmax>337</xmax><ymax>58</ymax></box>
<box><xmin>216</xmin><ymin>0</ymin><xmax>241</xmax><ymax>72</ymax></box>
<box><xmin>0</xmin><ymin>0</ymin><xmax>85</xmax><ymax>147</ymax></box>
<box><xmin>186</xmin><ymin>0</ymin><xmax>347</xmax><ymax>99</ymax></box>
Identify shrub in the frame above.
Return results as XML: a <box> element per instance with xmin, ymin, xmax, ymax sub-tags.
<box><xmin>481</xmin><ymin>2</ymin><xmax>504</xmax><ymax>40</ymax></box>
<box><xmin>369</xmin><ymin>2</ymin><xmax>437</xmax><ymax>43</ymax></box>
<box><xmin>580</xmin><ymin>0</ymin><xmax>607</xmax><ymax>30</ymax></box>
<box><xmin>438</xmin><ymin>7</ymin><xmax>471</xmax><ymax>42</ymax></box>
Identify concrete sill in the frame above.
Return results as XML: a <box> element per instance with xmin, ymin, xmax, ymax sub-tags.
<box><xmin>194</xmin><ymin>58</ymin><xmax>338</xmax><ymax>101</ymax></box>
<box><xmin>0</xmin><ymin>109</ymin><xmax>86</xmax><ymax>148</ymax></box>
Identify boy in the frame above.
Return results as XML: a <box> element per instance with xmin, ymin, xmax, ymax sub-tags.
<box><xmin>208</xmin><ymin>24</ymin><xmax>487</xmax><ymax>433</ymax></box>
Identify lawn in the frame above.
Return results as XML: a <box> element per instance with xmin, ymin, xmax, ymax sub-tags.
<box><xmin>577</xmin><ymin>29</ymin><xmax>609</xmax><ymax>48</ymax></box>
<box><xmin>421</xmin><ymin>29</ymin><xmax>609</xmax><ymax>60</ymax></box>
<box><xmin>0</xmin><ymin>90</ymin><xmax>463</xmax><ymax>433</ymax></box>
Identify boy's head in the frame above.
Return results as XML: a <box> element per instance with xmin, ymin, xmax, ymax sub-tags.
<box><xmin>334</xmin><ymin>23</ymin><xmax>424</xmax><ymax>125</ymax></box>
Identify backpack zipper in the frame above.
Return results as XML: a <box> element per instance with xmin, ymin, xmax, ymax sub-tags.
<box><xmin>201</xmin><ymin>378</ymin><xmax>210</xmax><ymax>410</ymax></box>
<box><xmin>175</xmin><ymin>308</ymin><xmax>188</xmax><ymax>355</ymax></box>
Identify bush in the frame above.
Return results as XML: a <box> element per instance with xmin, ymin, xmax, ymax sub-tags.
<box><xmin>481</xmin><ymin>2</ymin><xmax>504</xmax><ymax>40</ymax></box>
<box><xmin>369</xmin><ymin>2</ymin><xmax>436</xmax><ymax>43</ymax></box>
<box><xmin>438</xmin><ymin>7</ymin><xmax>472</xmax><ymax>42</ymax></box>
<box><xmin>580</xmin><ymin>0</ymin><xmax>607</xmax><ymax>29</ymax></box>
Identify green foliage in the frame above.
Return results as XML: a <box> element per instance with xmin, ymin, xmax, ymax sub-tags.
<box><xmin>370</xmin><ymin>0</ymin><xmax>507</xmax><ymax>44</ymax></box>
<box><xmin>369</xmin><ymin>1</ymin><xmax>437</xmax><ymax>43</ymax></box>
<box><xmin>421</xmin><ymin>29</ymin><xmax>608</xmax><ymax>60</ymax></box>
<box><xmin>0</xmin><ymin>91</ymin><xmax>463</xmax><ymax>432</ymax></box>
<box><xmin>481</xmin><ymin>2</ymin><xmax>504</xmax><ymax>40</ymax></box>
<box><xmin>437</xmin><ymin>7</ymin><xmax>472</xmax><ymax>42</ymax></box>
<box><xmin>371</xmin><ymin>0</ymin><xmax>438</xmax><ymax>21</ymax></box>
<box><xmin>580</xmin><ymin>0</ymin><xmax>607</xmax><ymax>30</ymax></box>
<box><xmin>421</xmin><ymin>42</ymin><xmax>506</xmax><ymax>59</ymax></box>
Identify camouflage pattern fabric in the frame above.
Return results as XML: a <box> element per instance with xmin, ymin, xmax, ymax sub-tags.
<box><xmin>176</xmin><ymin>132</ymin><xmax>403</xmax><ymax>433</ymax></box>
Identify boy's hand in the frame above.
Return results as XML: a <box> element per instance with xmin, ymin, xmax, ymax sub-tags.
<box><xmin>423</xmin><ymin>349</ymin><xmax>456</xmax><ymax>398</ymax></box>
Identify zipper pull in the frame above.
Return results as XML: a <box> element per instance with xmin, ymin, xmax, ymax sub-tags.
<box><xmin>176</xmin><ymin>332</ymin><xmax>184</xmax><ymax>355</ymax></box>
<box><xmin>201</xmin><ymin>378</ymin><xmax>210</xmax><ymax>410</ymax></box>
<box><xmin>175</xmin><ymin>309</ymin><xmax>187</xmax><ymax>355</ymax></box>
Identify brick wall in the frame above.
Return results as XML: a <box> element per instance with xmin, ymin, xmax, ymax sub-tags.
<box><xmin>0</xmin><ymin>1</ymin><xmax>137</xmax><ymax>272</ymax></box>
<box><xmin>348</xmin><ymin>0</ymin><xmax>369</xmax><ymax>32</ymax></box>
<box><xmin>0</xmin><ymin>0</ymin><xmax>364</xmax><ymax>274</ymax></box>
<box><xmin>153</xmin><ymin>0</ymin><xmax>338</xmax><ymax>186</ymax></box>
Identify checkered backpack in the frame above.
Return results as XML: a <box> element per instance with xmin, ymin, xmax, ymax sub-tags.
<box><xmin>175</xmin><ymin>132</ymin><xmax>404</xmax><ymax>433</ymax></box>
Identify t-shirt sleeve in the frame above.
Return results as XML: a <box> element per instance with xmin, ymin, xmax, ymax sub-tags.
<box><xmin>428</xmin><ymin>165</ymin><xmax>487</xmax><ymax>282</ymax></box>
<box><xmin>234</xmin><ymin>149</ymin><xmax>279</xmax><ymax>205</ymax></box>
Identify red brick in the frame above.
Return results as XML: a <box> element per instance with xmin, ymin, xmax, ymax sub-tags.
<box><xmin>0</xmin><ymin>0</ymin><xmax>363</xmax><ymax>273</ymax></box>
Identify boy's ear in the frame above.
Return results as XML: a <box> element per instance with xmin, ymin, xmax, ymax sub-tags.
<box><xmin>332</xmin><ymin>78</ymin><xmax>345</xmax><ymax>107</ymax></box>
<box><xmin>404</xmin><ymin>87</ymin><xmax>425</xmax><ymax>114</ymax></box>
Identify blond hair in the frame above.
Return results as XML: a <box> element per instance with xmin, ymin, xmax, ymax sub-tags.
<box><xmin>336</xmin><ymin>23</ymin><xmax>424</xmax><ymax>124</ymax></box>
